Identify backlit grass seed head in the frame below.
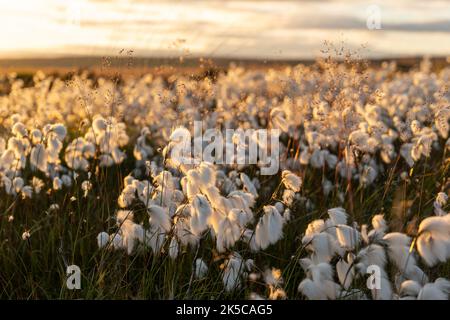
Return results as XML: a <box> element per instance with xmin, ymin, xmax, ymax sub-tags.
<box><xmin>22</xmin><ymin>231</ymin><xmax>31</xmax><ymax>241</ymax></box>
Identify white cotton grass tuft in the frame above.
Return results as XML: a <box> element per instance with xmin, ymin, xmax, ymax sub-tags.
<box><xmin>417</xmin><ymin>278</ymin><xmax>450</xmax><ymax>300</ymax></box>
<box><xmin>399</xmin><ymin>280</ymin><xmax>422</xmax><ymax>299</ymax></box>
<box><xmin>296</xmin><ymin>204</ymin><xmax>450</xmax><ymax>300</ymax></box>
<box><xmin>270</xmin><ymin>107</ymin><xmax>289</xmax><ymax>132</ymax></box>
<box><xmin>416</xmin><ymin>214</ymin><xmax>450</xmax><ymax>266</ymax></box>
<box><xmin>32</xmin><ymin>177</ymin><xmax>45</xmax><ymax>193</ymax></box>
<box><xmin>222</xmin><ymin>253</ymin><xmax>245</xmax><ymax>292</ymax></box>
<box><xmin>190</xmin><ymin>194</ymin><xmax>212</xmax><ymax>236</ymax></box>
<box><xmin>49</xmin><ymin>204</ymin><xmax>60</xmax><ymax>212</ymax></box>
<box><xmin>194</xmin><ymin>258</ymin><xmax>208</xmax><ymax>279</ymax></box>
<box><xmin>240</xmin><ymin>172</ymin><xmax>258</xmax><ymax>197</ymax></box>
<box><xmin>216</xmin><ymin>212</ymin><xmax>241</xmax><ymax>252</ymax></box>
<box><xmin>109</xmin><ymin>233</ymin><xmax>123</xmax><ymax>249</ymax></box>
<box><xmin>30</xmin><ymin>144</ymin><xmax>47</xmax><ymax>172</ymax></box>
<box><xmin>53</xmin><ymin>177</ymin><xmax>63</xmax><ymax>190</ymax></box>
<box><xmin>42</xmin><ymin>123</ymin><xmax>67</xmax><ymax>141</ymax></box>
<box><xmin>268</xmin><ymin>287</ymin><xmax>287</xmax><ymax>300</ymax></box>
<box><xmin>143</xmin><ymin>228</ymin><xmax>166</xmax><ymax>253</ymax></box>
<box><xmin>298</xmin><ymin>260</ymin><xmax>340</xmax><ymax>300</ymax></box>
<box><xmin>435</xmin><ymin>192</ymin><xmax>448</xmax><ymax>207</ymax></box>
<box><xmin>81</xmin><ymin>180</ymin><xmax>92</xmax><ymax>197</ymax></box>
<box><xmin>356</xmin><ymin>244</ymin><xmax>388</xmax><ymax>284</ymax></box>
<box><xmin>264</xmin><ymin>268</ymin><xmax>283</xmax><ymax>287</ymax></box>
<box><xmin>304</xmin><ymin>232</ymin><xmax>340</xmax><ymax>263</ymax></box>
<box><xmin>22</xmin><ymin>231</ymin><xmax>31</xmax><ymax>241</ymax></box>
<box><xmin>283</xmin><ymin>208</ymin><xmax>291</xmax><ymax>222</ymax></box>
<box><xmin>173</xmin><ymin>214</ymin><xmax>198</xmax><ymax>247</ymax></box>
<box><xmin>148</xmin><ymin>205</ymin><xmax>171</xmax><ymax>232</ymax></box>
<box><xmin>12</xmin><ymin>177</ymin><xmax>24</xmax><ymax>194</ymax></box>
<box><xmin>298</xmin><ymin>278</ymin><xmax>327</xmax><ymax>300</ymax></box>
<box><xmin>117</xmin><ymin>220</ymin><xmax>142</xmax><ymax>255</ymax></box>
<box><xmin>118</xmin><ymin>184</ymin><xmax>137</xmax><ymax>208</ymax></box>
<box><xmin>371</xmin><ymin>214</ymin><xmax>387</xmax><ymax>232</ymax></box>
<box><xmin>366</xmin><ymin>214</ymin><xmax>388</xmax><ymax>242</ymax></box>
<box><xmin>249</xmin><ymin>292</ymin><xmax>265</xmax><ymax>300</ymax></box>
<box><xmin>263</xmin><ymin>267</ymin><xmax>288</xmax><ymax>300</ymax></box>
<box><xmin>335</xmin><ymin>225</ymin><xmax>360</xmax><ymax>250</ymax></box>
<box><xmin>281</xmin><ymin>170</ymin><xmax>302</xmax><ymax>192</ymax></box>
<box><xmin>254</xmin><ymin>205</ymin><xmax>284</xmax><ymax>250</ymax></box>
<box><xmin>382</xmin><ymin>232</ymin><xmax>416</xmax><ymax>273</ymax></box>
<box><xmin>168</xmin><ymin>237</ymin><xmax>179</xmax><ymax>259</ymax></box>
<box><xmin>12</xmin><ymin>122</ymin><xmax>28</xmax><ymax>137</ymax></box>
<box><xmin>92</xmin><ymin>116</ymin><xmax>108</xmax><ymax>134</ymax></box>
<box><xmin>336</xmin><ymin>254</ymin><xmax>355</xmax><ymax>289</ymax></box>
<box><xmin>198</xmin><ymin>162</ymin><xmax>215</xmax><ymax>189</ymax></box>
<box><xmin>434</xmin><ymin>192</ymin><xmax>448</xmax><ymax>216</ymax></box>
<box><xmin>227</xmin><ymin>208</ymin><xmax>251</xmax><ymax>228</ymax></box>
<box><xmin>282</xmin><ymin>189</ymin><xmax>295</xmax><ymax>206</ymax></box>
<box><xmin>116</xmin><ymin>210</ymin><xmax>134</xmax><ymax>225</ymax></box>
<box><xmin>327</xmin><ymin>207</ymin><xmax>348</xmax><ymax>225</ymax></box>
<box><xmin>97</xmin><ymin>232</ymin><xmax>109</xmax><ymax>249</ymax></box>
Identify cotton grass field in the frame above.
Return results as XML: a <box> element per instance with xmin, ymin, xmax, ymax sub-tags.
<box><xmin>0</xmin><ymin>57</ymin><xmax>449</xmax><ymax>300</ymax></box>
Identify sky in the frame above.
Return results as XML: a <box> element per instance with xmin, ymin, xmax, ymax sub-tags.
<box><xmin>0</xmin><ymin>0</ymin><xmax>449</xmax><ymax>60</ymax></box>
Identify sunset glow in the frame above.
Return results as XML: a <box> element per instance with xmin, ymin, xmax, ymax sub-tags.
<box><xmin>0</xmin><ymin>0</ymin><xmax>449</xmax><ymax>59</ymax></box>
